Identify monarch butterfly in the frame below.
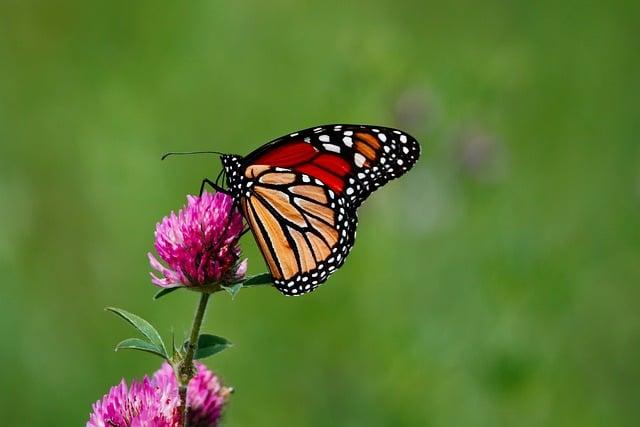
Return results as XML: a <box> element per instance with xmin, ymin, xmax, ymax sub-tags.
<box><xmin>203</xmin><ymin>124</ymin><xmax>420</xmax><ymax>296</ymax></box>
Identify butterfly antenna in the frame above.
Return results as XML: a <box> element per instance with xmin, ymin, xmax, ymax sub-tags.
<box><xmin>161</xmin><ymin>150</ymin><xmax>226</xmax><ymax>160</ymax></box>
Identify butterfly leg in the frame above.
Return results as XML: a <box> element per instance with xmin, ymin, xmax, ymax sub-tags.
<box><xmin>199</xmin><ymin>178</ymin><xmax>229</xmax><ymax>196</ymax></box>
<box><xmin>239</xmin><ymin>226</ymin><xmax>251</xmax><ymax>238</ymax></box>
<box><xmin>228</xmin><ymin>200</ymin><xmax>251</xmax><ymax>238</ymax></box>
<box><xmin>194</xmin><ymin>196</ymin><xmax>241</xmax><ymax>260</ymax></box>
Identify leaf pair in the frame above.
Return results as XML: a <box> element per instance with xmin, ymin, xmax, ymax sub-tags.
<box><xmin>153</xmin><ymin>272</ymin><xmax>273</xmax><ymax>300</ymax></box>
<box><xmin>107</xmin><ymin>307</ymin><xmax>232</xmax><ymax>360</ymax></box>
<box><xmin>106</xmin><ymin>307</ymin><xmax>169</xmax><ymax>359</ymax></box>
<box><xmin>223</xmin><ymin>272</ymin><xmax>273</xmax><ymax>299</ymax></box>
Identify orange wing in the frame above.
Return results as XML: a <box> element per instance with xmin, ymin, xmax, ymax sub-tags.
<box><xmin>240</xmin><ymin>167</ymin><xmax>356</xmax><ymax>296</ymax></box>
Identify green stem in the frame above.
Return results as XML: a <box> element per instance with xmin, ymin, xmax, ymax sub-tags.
<box><xmin>178</xmin><ymin>292</ymin><xmax>210</xmax><ymax>427</ymax></box>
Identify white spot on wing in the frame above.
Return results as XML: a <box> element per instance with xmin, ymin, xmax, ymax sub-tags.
<box><xmin>323</xmin><ymin>143</ymin><xmax>341</xmax><ymax>153</ymax></box>
<box><xmin>319</xmin><ymin>135</ymin><xmax>330</xmax><ymax>142</ymax></box>
<box><xmin>354</xmin><ymin>153</ymin><xmax>366</xmax><ymax>167</ymax></box>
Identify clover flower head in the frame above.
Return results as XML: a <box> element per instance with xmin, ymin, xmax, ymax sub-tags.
<box><xmin>87</xmin><ymin>362</ymin><xmax>230</xmax><ymax>427</ymax></box>
<box><xmin>154</xmin><ymin>362</ymin><xmax>230</xmax><ymax>426</ymax></box>
<box><xmin>148</xmin><ymin>191</ymin><xmax>246</xmax><ymax>288</ymax></box>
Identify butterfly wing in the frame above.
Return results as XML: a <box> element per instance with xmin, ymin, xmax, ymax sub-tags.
<box><xmin>239</xmin><ymin>166</ymin><xmax>356</xmax><ymax>295</ymax></box>
<box><xmin>230</xmin><ymin>124</ymin><xmax>421</xmax><ymax>295</ymax></box>
<box><xmin>243</xmin><ymin>124</ymin><xmax>421</xmax><ymax>207</ymax></box>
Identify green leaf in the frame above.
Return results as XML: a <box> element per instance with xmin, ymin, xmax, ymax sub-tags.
<box><xmin>171</xmin><ymin>329</ymin><xmax>179</xmax><ymax>357</ymax></box>
<box><xmin>242</xmin><ymin>273</ymin><xmax>273</xmax><ymax>287</ymax></box>
<box><xmin>221</xmin><ymin>273</ymin><xmax>272</xmax><ymax>299</ymax></box>
<box><xmin>153</xmin><ymin>287</ymin><xmax>181</xmax><ymax>300</ymax></box>
<box><xmin>194</xmin><ymin>333</ymin><xmax>232</xmax><ymax>359</ymax></box>
<box><xmin>222</xmin><ymin>283</ymin><xmax>243</xmax><ymax>299</ymax></box>
<box><xmin>106</xmin><ymin>307</ymin><xmax>168</xmax><ymax>357</ymax></box>
<box><xmin>115</xmin><ymin>338</ymin><xmax>167</xmax><ymax>359</ymax></box>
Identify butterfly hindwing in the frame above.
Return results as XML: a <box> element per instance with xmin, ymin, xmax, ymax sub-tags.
<box><xmin>240</xmin><ymin>166</ymin><xmax>356</xmax><ymax>295</ymax></box>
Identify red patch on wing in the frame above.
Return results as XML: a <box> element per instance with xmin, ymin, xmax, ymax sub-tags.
<box><xmin>251</xmin><ymin>141</ymin><xmax>352</xmax><ymax>193</ymax></box>
<box><xmin>252</xmin><ymin>141</ymin><xmax>317</xmax><ymax>167</ymax></box>
<box><xmin>313</xmin><ymin>153</ymin><xmax>351</xmax><ymax>176</ymax></box>
<box><xmin>296</xmin><ymin>164</ymin><xmax>345</xmax><ymax>192</ymax></box>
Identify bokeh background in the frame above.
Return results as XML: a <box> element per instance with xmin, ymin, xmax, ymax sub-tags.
<box><xmin>1</xmin><ymin>1</ymin><xmax>639</xmax><ymax>425</ymax></box>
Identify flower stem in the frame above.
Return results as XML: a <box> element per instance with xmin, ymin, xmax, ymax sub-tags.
<box><xmin>178</xmin><ymin>292</ymin><xmax>210</xmax><ymax>427</ymax></box>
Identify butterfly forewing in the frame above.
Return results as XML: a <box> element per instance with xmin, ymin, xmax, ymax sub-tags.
<box><xmin>243</xmin><ymin>124</ymin><xmax>421</xmax><ymax>207</ymax></box>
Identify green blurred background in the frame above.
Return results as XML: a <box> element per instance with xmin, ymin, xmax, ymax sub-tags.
<box><xmin>1</xmin><ymin>1</ymin><xmax>639</xmax><ymax>425</ymax></box>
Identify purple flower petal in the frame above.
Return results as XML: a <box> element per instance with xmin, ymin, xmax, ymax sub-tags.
<box><xmin>149</xmin><ymin>192</ymin><xmax>246</xmax><ymax>288</ymax></box>
<box><xmin>87</xmin><ymin>362</ymin><xmax>230</xmax><ymax>427</ymax></box>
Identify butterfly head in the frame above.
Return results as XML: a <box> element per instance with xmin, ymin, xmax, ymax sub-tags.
<box><xmin>220</xmin><ymin>154</ymin><xmax>245</xmax><ymax>197</ymax></box>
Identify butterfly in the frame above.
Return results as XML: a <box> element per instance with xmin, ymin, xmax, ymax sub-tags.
<box><xmin>206</xmin><ymin>124</ymin><xmax>420</xmax><ymax>296</ymax></box>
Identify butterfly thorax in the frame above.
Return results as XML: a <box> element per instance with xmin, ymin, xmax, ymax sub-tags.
<box><xmin>220</xmin><ymin>154</ymin><xmax>248</xmax><ymax>199</ymax></box>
